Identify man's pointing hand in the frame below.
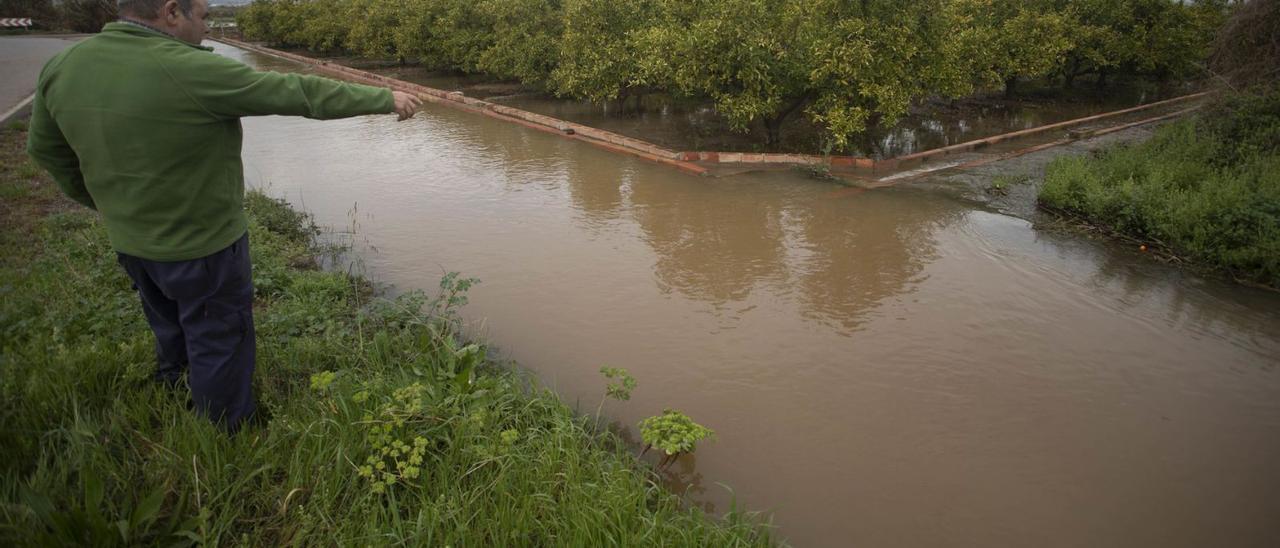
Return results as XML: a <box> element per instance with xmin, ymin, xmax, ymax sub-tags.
<box><xmin>392</xmin><ymin>91</ymin><xmax>423</xmax><ymax>121</ymax></box>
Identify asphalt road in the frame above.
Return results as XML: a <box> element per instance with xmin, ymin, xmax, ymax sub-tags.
<box><xmin>0</xmin><ymin>34</ymin><xmax>84</xmax><ymax>121</ymax></box>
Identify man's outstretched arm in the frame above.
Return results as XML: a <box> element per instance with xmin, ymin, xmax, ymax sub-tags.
<box><xmin>168</xmin><ymin>48</ymin><xmax>421</xmax><ymax>121</ymax></box>
<box><xmin>26</xmin><ymin>87</ymin><xmax>95</xmax><ymax>210</ymax></box>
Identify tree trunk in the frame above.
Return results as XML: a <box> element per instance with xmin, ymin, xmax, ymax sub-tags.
<box><xmin>1096</xmin><ymin>68</ymin><xmax>1109</xmax><ymax>89</ymax></box>
<box><xmin>1004</xmin><ymin>76</ymin><xmax>1019</xmax><ymax>98</ymax></box>
<box><xmin>763</xmin><ymin>117</ymin><xmax>782</xmax><ymax>147</ymax></box>
<box><xmin>866</xmin><ymin>112</ymin><xmax>886</xmax><ymax>157</ymax></box>
<box><xmin>761</xmin><ymin>93</ymin><xmax>813</xmax><ymax>148</ymax></box>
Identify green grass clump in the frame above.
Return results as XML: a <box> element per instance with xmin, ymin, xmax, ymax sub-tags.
<box><xmin>0</xmin><ymin>127</ymin><xmax>774</xmax><ymax>546</ymax></box>
<box><xmin>1039</xmin><ymin>90</ymin><xmax>1280</xmax><ymax>288</ymax></box>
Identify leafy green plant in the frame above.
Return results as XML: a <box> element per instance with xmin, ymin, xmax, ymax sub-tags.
<box><xmin>639</xmin><ymin>409</ymin><xmax>715</xmax><ymax>469</ymax></box>
<box><xmin>599</xmin><ymin>366</ymin><xmax>636</xmax><ymax>402</ymax></box>
<box><xmin>594</xmin><ymin>366</ymin><xmax>635</xmax><ymax>429</ymax></box>
<box><xmin>309</xmin><ymin>370</ymin><xmax>337</xmax><ymax>391</ymax></box>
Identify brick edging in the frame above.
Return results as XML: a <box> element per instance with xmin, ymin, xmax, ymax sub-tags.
<box><xmin>213</xmin><ymin>37</ymin><xmax>708</xmax><ymax>176</ymax></box>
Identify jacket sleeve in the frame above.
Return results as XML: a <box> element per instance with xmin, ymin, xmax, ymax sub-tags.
<box><xmin>26</xmin><ymin>87</ymin><xmax>95</xmax><ymax>210</ymax></box>
<box><xmin>168</xmin><ymin>48</ymin><xmax>395</xmax><ymax>120</ymax></box>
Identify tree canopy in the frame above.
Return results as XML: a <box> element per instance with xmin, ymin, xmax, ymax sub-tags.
<box><xmin>239</xmin><ymin>0</ymin><xmax>1230</xmax><ymax>150</ymax></box>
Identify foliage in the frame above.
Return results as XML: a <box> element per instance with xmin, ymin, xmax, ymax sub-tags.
<box><xmin>421</xmin><ymin>0</ymin><xmax>494</xmax><ymax>73</ymax></box>
<box><xmin>1055</xmin><ymin>0</ymin><xmax>1227</xmax><ymax>87</ymax></box>
<box><xmin>639</xmin><ymin>409</ymin><xmax>714</xmax><ymax>457</ymax></box>
<box><xmin>800</xmin><ymin>0</ymin><xmax>964</xmax><ymax>149</ymax></box>
<box><xmin>235</xmin><ymin>0</ymin><xmax>277</xmax><ymax>43</ymax></box>
<box><xmin>345</xmin><ymin>0</ymin><xmax>407</xmax><ymax>61</ymax></box>
<box><xmin>476</xmin><ymin>0</ymin><xmax>565</xmax><ymax>86</ymax></box>
<box><xmin>294</xmin><ymin>0</ymin><xmax>352</xmax><ymax>53</ymax></box>
<box><xmin>235</xmin><ymin>0</ymin><xmax>1230</xmax><ymax>149</ymax></box>
<box><xmin>599</xmin><ymin>366</ymin><xmax>636</xmax><ymax>401</ymax></box>
<box><xmin>1039</xmin><ymin>90</ymin><xmax>1280</xmax><ymax>288</ymax></box>
<box><xmin>58</xmin><ymin>0</ymin><xmax>116</xmax><ymax>33</ymax></box>
<box><xmin>552</xmin><ymin>0</ymin><xmax>659</xmax><ymax>102</ymax></box>
<box><xmin>951</xmin><ymin>0</ymin><xmax>1074</xmax><ymax>95</ymax></box>
<box><xmin>0</xmin><ymin>127</ymin><xmax>774</xmax><ymax>546</ymax></box>
<box><xmin>1209</xmin><ymin>0</ymin><xmax>1280</xmax><ymax>90</ymax></box>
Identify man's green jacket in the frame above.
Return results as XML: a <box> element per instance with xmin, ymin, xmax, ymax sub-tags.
<box><xmin>27</xmin><ymin>23</ymin><xmax>395</xmax><ymax>261</ymax></box>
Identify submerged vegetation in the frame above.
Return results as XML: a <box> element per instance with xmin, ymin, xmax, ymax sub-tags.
<box><xmin>238</xmin><ymin>0</ymin><xmax>1228</xmax><ymax>149</ymax></box>
<box><xmin>0</xmin><ymin>126</ymin><xmax>773</xmax><ymax>545</ymax></box>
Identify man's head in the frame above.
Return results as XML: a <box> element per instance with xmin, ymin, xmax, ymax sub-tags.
<box><xmin>118</xmin><ymin>0</ymin><xmax>210</xmax><ymax>45</ymax></box>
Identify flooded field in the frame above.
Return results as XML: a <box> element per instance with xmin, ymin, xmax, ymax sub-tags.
<box><xmin>359</xmin><ymin>60</ymin><xmax>1193</xmax><ymax>158</ymax></box>
<box><xmin>219</xmin><ymin>42</ymin><xmax>1280</xmax><ymax>547</ymax></box>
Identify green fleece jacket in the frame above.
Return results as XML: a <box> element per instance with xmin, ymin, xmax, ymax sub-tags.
<box><xmin>27</xmin><ymin>23</ymin><xmax>395</xmax><ymax>261</ymax></box>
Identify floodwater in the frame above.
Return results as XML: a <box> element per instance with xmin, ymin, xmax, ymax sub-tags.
<box><xmin>218</xmin><ymin>42</ymin><xmax>1280</xmax><ymax>547</ymax></box>
<box><xmin>366</xmin><ymin>62</ymin><xmax>1190</xmax><ymax>157</ymax></box>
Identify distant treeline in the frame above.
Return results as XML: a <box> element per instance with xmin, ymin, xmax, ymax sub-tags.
<box><xmin>238</xmin><ymin>0</ymin><xmax>1231</xmax><ymax>148</ymax></box>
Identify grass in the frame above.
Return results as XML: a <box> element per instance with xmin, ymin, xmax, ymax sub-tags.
<box><xmin>1039</xmin><ymin>90</ymin><xmax>1280</xmax><ymax>289</ymax></box>
<box><xmin>0</xmin><ymin>125</ymin><xmax>775</xmax><ymax>546</ymax></box>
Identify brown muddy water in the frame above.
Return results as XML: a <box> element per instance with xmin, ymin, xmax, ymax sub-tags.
<box><xmin>217</xmin><ymin>43</ymin><xmax>1280</xmax><ymax>547</ymax></box>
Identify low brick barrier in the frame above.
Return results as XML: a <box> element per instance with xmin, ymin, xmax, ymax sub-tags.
<box><xmin>215</xmin><ymin>38</ymin><xmax>1207</xmax><ymax>178</ymax></box>
<box><xmin>213</xmin><ymin>38</ymin><xmax>709</xmax><ymax>176</ymax></box>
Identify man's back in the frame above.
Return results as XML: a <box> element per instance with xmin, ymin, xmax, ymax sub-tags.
<box><xmin>29</xmin><ymin>22</ymin><xmax>394</xmax><ymax>261</ymax></box>
<box><xmin>24</xmin><ymin>0</ymin><xmax>420</xmax><ymax>434</ymax></box>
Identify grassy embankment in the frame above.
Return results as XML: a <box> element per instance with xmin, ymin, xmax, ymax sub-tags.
<box><xmin>0</xmin><ymin>124</ymin><xmax>773</xmax><ymax>546</ymax></box>
<box><xmin>1038</xmin><ymin>91</ymin><xmax>1280</xmax><ymax>289</ymax></box>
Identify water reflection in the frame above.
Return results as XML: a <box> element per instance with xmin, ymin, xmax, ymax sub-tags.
<box><xmin>792</xmin><ymin>189</ymin><xmax>959</xmax><ymax>332</ymax></box>
<box><xmin>627</xmin><ymin>176</ymin><xmax>789</xmax><ymax>306</ymax></box>
<box><xmin>559</xmin><ymin>147</ymin><xmax>628</xmax><ymax>229</ymax></box>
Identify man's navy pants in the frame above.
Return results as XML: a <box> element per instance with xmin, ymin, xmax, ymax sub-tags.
<box><xmin>116</xmin><ymin>232</ymin><xmax>256</xmax><ymax>432</ymax></box>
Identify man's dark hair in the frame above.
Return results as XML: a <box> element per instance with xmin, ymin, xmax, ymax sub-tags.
<box><xmin>118</xmin><ymin>0</ymin><xmax>193</xmax><ymax>18</ymax></box>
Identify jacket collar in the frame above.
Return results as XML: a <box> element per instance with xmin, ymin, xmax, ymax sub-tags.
<box><xmin>102</xmin><ymin>21</ymin><xmax>214</xmax><ymax>51</ymax></box>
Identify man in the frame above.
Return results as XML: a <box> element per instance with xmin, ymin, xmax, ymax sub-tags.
<box><xmin>26</xmin><ymin>0</ymin><xmax>423</xmax><ymax>432</ymax></box>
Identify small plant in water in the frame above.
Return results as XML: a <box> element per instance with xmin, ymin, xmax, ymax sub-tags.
<box><xmin>600</xmin><ymin>366</ymin><xmax>636</xmax><ymax>401</ymax></box>
<box><xmin>639</xmin><ymin>409</ymin><xmax>714</xmax><ymax>469</ymax></box>
<box><xmin>987</xmin><ymin>174</ymin><xmax>1030</xmax><ymax>196</ymax></box>
<box><xmin>594</xmin><ymin>366</ymin><xmax>636</xmax><ymax>429</ymax></box>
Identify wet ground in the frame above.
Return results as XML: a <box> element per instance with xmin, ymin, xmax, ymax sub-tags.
<box><xmin>218</xmin><ymin>42</ymin><xmax>1280</xmax><ymax>548</ymax></box>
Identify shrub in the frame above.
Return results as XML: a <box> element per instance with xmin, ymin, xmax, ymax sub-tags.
<box><xmin>1040</xmin><ymin>90</ymin><xmax>1280</xmax><ymax>287</ymax></box>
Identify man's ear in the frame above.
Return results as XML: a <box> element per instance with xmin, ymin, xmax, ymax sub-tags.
<box><xmin>162</xmin><ymin>0</ymin><xmax>182</xmax><ymax>23</ymax></box>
